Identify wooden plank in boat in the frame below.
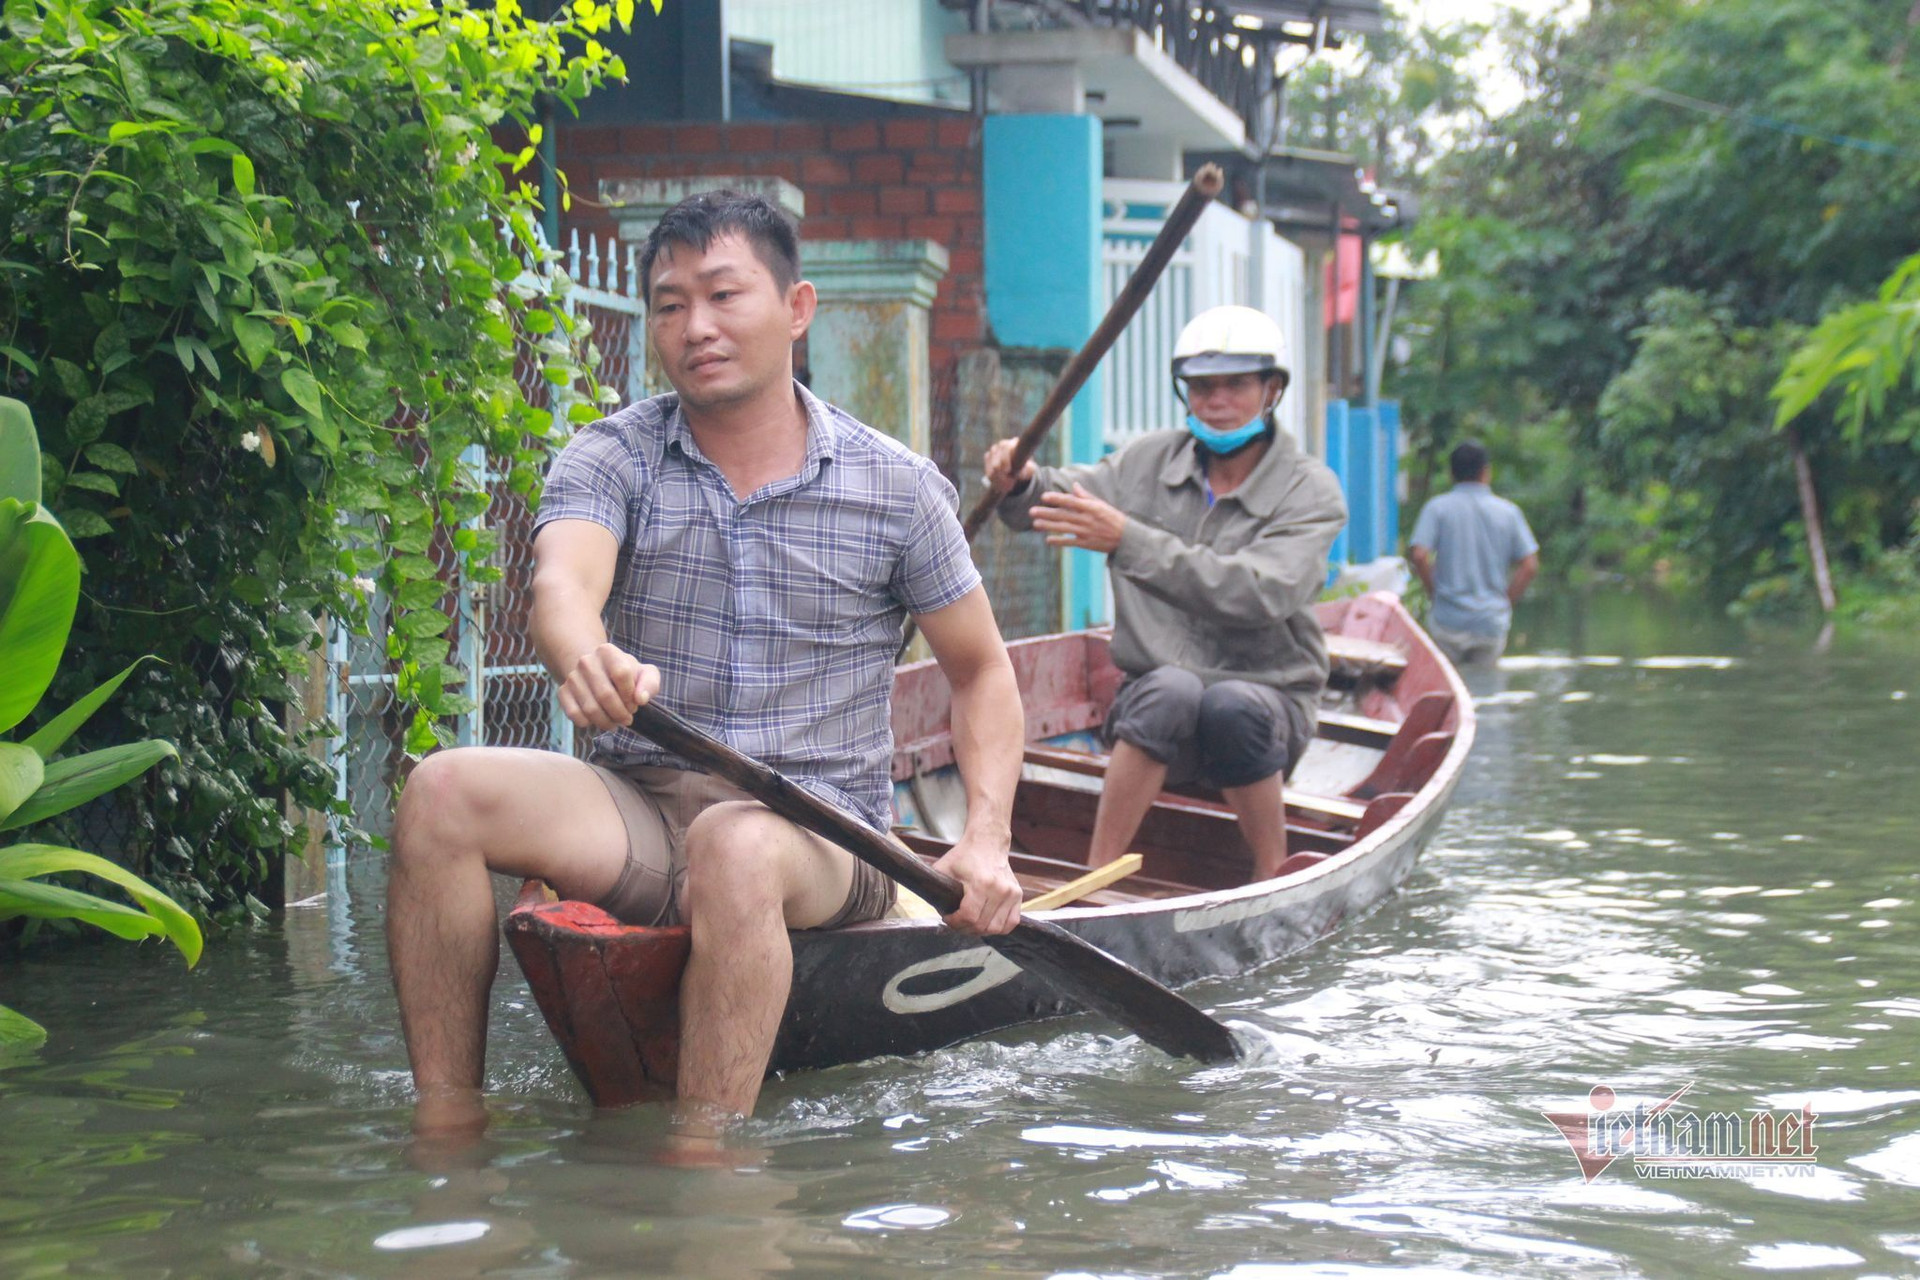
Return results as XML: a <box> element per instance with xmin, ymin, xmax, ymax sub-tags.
<box><xmin>1315</xmin><ymin>710</ymin><xmax>1399</xmax><ymax>749</ymax></box>
<box><xmin>1022</xmin><ymin>745</ymin><xmax>1368</xmax><ymax>827</ymax></box>
<box><xmin>1327</xmin><ymin>634</ymin><xmax>1407</xmax><ymax>682</ymax></box>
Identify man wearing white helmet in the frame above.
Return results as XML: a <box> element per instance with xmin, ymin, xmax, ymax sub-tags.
<box><xmin>985</xmin><ymin>305</ymin><xmax>1347</xmax><ymax>880</ymax></box>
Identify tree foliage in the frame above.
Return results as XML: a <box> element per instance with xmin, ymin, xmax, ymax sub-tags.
<box><xmin>1373</xmin><ymin>0</ymin><xmax>1920</xmax><ymax>615</ymax></box>
<box><xmin>0</xmin><ymin>0</ymin><xmax>628</xmax><ymax>911</ymax></box>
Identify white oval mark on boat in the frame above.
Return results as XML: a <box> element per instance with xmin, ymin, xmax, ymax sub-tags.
<box><xmin>881</xmin><ymin>947</ymin><xmax>1023</xmax><ymax>1015</ymax></box>
<box><xmin>842</xmin><ymin>1203</ymin><xmax>952</xmax><ymax>1231</ymax></box>
<box><xmin>372</xmin><ymin>1222</ymin><xmax>491</xmax><ymax>1251</ymax></box>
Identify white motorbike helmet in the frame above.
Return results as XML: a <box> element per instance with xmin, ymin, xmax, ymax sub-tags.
<box><xmin>1170</xmin><ymin>305</ymin><xmax>1291</xmax><ymax>387</ymax></box>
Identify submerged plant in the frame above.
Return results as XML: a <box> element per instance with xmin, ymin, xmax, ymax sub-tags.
<box><xmin>0</xmin><ymin>396</ymin><xmax>200</xmax><ymax>1048</ymax></box>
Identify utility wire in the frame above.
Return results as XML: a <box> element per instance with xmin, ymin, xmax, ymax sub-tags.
<box><xmin>1563</xmin><ymin>61</ymin><xmax>1917</xmax><ymax>160</ymax></box>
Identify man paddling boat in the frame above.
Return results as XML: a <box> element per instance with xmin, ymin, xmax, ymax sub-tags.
<box><xmin>386</xmin><ymin>190</ymin><xmax>1025</xmax><ymax>1143</ymax></box>
<box><xmin>984</xmin><ymin>305</ymin><xmax>1346</xmax><ymax>882</ymax></box>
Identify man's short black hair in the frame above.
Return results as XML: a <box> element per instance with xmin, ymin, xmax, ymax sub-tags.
<box><xmin>1450</xmin><ymin>440</ymin><xmax>1491</xmax><ymax>482</ymax></box>
<box><xmin>639</xmin><ymin>189</ymin><xmax>801</xmax><ymax>306</ymax></box>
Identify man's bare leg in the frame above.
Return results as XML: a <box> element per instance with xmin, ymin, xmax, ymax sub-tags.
<box><xmin>386</xmin><ymin>747</ymin><xmax>630</xmax><ymax>1129</ymax></box>
<box><xmin>1221</xmin><ymin>774</ymin><xmax>1288</xmax><ymax>880</ymax></box>
<box><xmin>1087</xmin><ymin>739</ymin><xmax>1169</xmax><ymax>869</ymax></box>
<box><xmin>674</xmin><ymin>801</ymin><xmax>854</xmax><ymax>1123</ymax></box>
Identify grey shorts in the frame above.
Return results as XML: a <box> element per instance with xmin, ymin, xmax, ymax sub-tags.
<box><xmin>585</xmin><ymin>763</ymin><xmax>895</xmax><ymax>930</ymax></box>
<box><xmin>1104</xmin><ymin>667</ymin><xmax>1312</xmax><ymax>789</ymax></box>
<box><xmin>1429</xmin><ymin>621</ymin><xmax>1507</xmax><ymax>667</ymax></box>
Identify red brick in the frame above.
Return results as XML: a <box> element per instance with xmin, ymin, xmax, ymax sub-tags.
<box><xmin>906</xmin><ymin>215</ymin><xmax>960</xmax><ymax>244</ymax></box>
<box><xmin>566</xmin><ymin>125</ymin><xmax>622</xmax><ymax>156</ymax></box>
<box><xmin>932</xmin><ymin>309</ymin><xmax>982</xmax><ymax>344</ymax></box>
<box><xmin>882</xmin><ymin>119</ymin><xmax>936</xmax><ymax>149</ymax></box>
<box><xmin>933</xmin><ymin>187</ymin><xmax>980</xmax><ymax>215</ymax></box>
<box><xmin>947</xmin><ymin>246</ymin><xmax>983</xmax><ymax>277</ymax></box>
<box><xmin>725</xmin><ymin>123</ymin><xmax>778</xmax><ymax>153</ymax></box>
<box><xmin>878</xmin><ymin>187</ymin><xmax>927</xmax><ymax>215</ymax></box>
<box><xmin>802</xmin><ymin>154</ymin><xmax>851</xmax><ymax>185</ymax></box>
<box><xmin>909</xmin><ymin>148</ymin><xmax>964</xmax><ymax>180</ymax></box>
<box><xmin>827</xmin><ymin>188</ymin><xmax>878</xmax><ymax>215</ymax></box>
<box><xmin>850</xmin><ymin>215</ymin><xmax>904</xmax><ymax>240</ymax></box>
<box><xmin>673</xmin><ymin>123</ymin><xmax>724</xmax><ymax>152</ymax></box>
<box><xmin>801</xmin><ymin>216</ymin><xmax>853</xmax><ymax>240</ymax></box>
<box><xmin>829</xmin><ymin>121</ymin><xmax>881</xmax><ymax>151</ymax></box>
<box><xmin>935</xmin><ymin>117</ymin><xmax>977</xmax><ymax>149</ymax></box>
<box><xmin>778</xmin><ymin>122</ymin><xmax>828</xmax><ymax>150</ymax></box>
<box><xmin>852</xmin><ymin>152</ymin><xmax>905</xmax><ymax>184</ymax></box>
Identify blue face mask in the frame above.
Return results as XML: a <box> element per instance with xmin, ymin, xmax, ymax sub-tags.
<box><xmin>1186</xmin><ymin>412</ymin><xmax>1267</xmax><ymax>455</ymax></box>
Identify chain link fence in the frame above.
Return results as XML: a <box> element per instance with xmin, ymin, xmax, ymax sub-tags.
<box><xmin>325</xmin><ymin>228</ymin><xmax>648</xmax><ymax>861</ymax></box>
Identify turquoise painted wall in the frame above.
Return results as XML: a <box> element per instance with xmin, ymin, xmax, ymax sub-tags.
<box><xmin>983</xmin><ymin>114</ymin><xmax>1106</xmax><ymax>629</ymax></box>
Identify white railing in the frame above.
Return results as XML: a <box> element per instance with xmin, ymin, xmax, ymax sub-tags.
<box><xmin>1101</xmin><ymin>180</ymin><xmax>1308</xmax><ymax>450</ymax></box>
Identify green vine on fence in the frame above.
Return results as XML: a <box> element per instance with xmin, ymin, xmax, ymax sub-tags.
<box><xmin>0</xmin><ymin>0</ymin><xmax>642</xmax><ymax>911</ymax></box>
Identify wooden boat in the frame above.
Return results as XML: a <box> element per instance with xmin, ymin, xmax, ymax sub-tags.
<box><xmin>505</xmin><ymin>591</ymin><xmax>1472</xmax><ymax>1107</ymax></box>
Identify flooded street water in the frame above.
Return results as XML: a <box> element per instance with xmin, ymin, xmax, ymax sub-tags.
<box><xmin>3</xmin><ymin>594</ymin><xmax>1916</xmax><ymax>1277</ymax></box>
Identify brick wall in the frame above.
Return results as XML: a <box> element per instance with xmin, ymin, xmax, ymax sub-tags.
<box><xmin>555</xmin><ymin>116</ymin><xmax>987</xmax><ymax>398</ymax></box>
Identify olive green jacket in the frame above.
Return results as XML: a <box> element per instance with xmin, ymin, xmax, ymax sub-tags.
<box><xmin>998</xmin><ymin>428</ymin><xmax>1348</xmax><ymax>715</ymax></box>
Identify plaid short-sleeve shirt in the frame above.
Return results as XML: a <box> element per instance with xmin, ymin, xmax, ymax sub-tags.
<box><xmin>532</xmin><ymin>382</ymin><xmax>981</xmax><ymax>830</ymax></box>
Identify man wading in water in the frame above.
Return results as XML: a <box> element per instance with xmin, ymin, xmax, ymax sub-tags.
<box><xmin>385</xmin><ymin>191</ymin><xmax>1025</xmax><ymax>1150</ymax></box>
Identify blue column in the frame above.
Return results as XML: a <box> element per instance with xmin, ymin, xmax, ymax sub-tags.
<box><xmin>1348</xmin><ymin>404</ymin><xmax>1377</xmax><ymax>563</ymax></box>
<box><xmin>1378</xmin><ymin>400</ymin><xmax>1402</xmax><ymax>552</ymax></box>
<box><xmin>983</xmin><ymin>114</ymin><xmax>1104</xmax><ymax>629</ymax></box>
<box><xmin>1325</xmin><ymin>400</ymin><xmax>1350</xmax><ymax>569</ymax></box>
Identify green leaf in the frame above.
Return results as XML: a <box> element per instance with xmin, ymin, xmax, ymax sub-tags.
<box><xmin>0</xmin><ymin>844</ymin><xmax>200</xmax><ymax>965</ymax></box>
<box><xmin>0</xmin><ymin>877</ymin><xmax>161</xmax><ymax>941</ymax></box>
<box><xmin>0</xmin><ymin>398</ymin><xmax>40</xmax><ymax>505</ymax></box>
<box><xmin>280</xmin><ymin>367</ymin><xmax>334</xmax><ymax>449</ymax></box>
<box><xmin>64</xmin><ymin>471</ymin><xmax>118</xmax><ymax>496</ymax></box>
<box><xmin>0</xmin><ymin>740</ymin><xmax>178</xmax><ymax>832</ymax></box>
<box><xmin>51</xmin><ymin>358</ymin><xmax>89</xmax><ymax>402</ymax></box>
<box><xmin>0</xmin><ymin>1003</ymin><xmax>47</xmax><ymax>1049</ymax></box>
<box><xmin>0</xmin><ymin>501</ymin><xmax>80</xmax><ymax>733</ymax></box>
<box><xmin>323</xmin><ymin>320</ymin><xmax>368</xmax><ymax>351</ymax></box>
<box><xmin>106</xmin><ymin>120</ymin><xmax>180</xmax><ymax>143</ymax></box>
<box><xmin>0</xmin><ymin>346</ymin><xmax>38</xmax><ymax>378</ymax></box>
<box><xmin>23</xmin><ymin>657</ymin><xmax>153</xmax><ymax>757</ymax></box>
<box><xmin>58</xmin><ymin>509</ymin><xmax>112</xmax><ymax>539</ymax></box>
<box><xmin>395</xmin><ymin>578</ymin><xmax>447</xmax><ymax>609</ymax></box>
<box><xmin>0</xmin><ymin>744</ymin><xmax>44</xmax><ymax>824</ymax></box>
<box><xmin>396</xmin><ymin>608</ymin><xmax>452</xmax><ymax>638</ymax></box>
<box><xmin>85</xmin><ymin>442</ymin><xmax>137</xmax><ymax>474</ymax></box>
<box><xmin>231</xmin><ymin>153</ymin><xmax>255</xmax><ymax>198</ymax></box>
<box><xmin>232</xmin><ymin>315</ymin><xmax>275</xmax><ymax>370</ymax></box>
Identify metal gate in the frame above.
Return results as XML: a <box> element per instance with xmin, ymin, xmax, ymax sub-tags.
<box><xmin>324</xmin><ymin>229</ymin><xmax>648</xmax><ymax>861</ymax></box>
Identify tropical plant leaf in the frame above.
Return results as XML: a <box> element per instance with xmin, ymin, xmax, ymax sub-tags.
<box><xmin>0</xmin><ymin>740</ymin><xmax>178</xmax><ymax>832</ymax></box>
<box><xmin>0</xmin><ymin>500</ymin><xmax>81</xmax><ymax>734</ymax></box>
<box><xmin>0</xmin><ymin>876</ymin><xmax>166</xmax><ymax>940</ymax></box>
<box><xmin>22</xmin><ymin>657</ymin><xmax>155</xmax><ymax>758</ymax></box>
<box><xmin>0</xmin><ymin>743</ymin><xmax>46</xmax><ymax>824</ymax></box>
<box><xmin>0</xmin><ymin>844</ymin><xmax>202</xmax><ymax>965</ymax></box>
<box><xmin>0</xmin><ymin>397</ymin><xmax>40</xmax><ymax>505</ymax></box>
<box><xmin>0</xmin><ymin>1003</ymin><xmax>48</xmax><ymax>1049</ymax></box>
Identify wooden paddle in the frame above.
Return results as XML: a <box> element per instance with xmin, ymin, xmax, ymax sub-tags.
<box><xmin>899</xmin><ymin>163</ymin><xmax>1225</xmax><ymax>653</ymax></box>
<box><xmin>630</xmin><ymin>700</ymin><xmax>1241</xmax><ymax>1065</ymax></box>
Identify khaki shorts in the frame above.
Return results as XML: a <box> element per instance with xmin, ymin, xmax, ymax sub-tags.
<box><xmin>585</xmin><ymin>763</ymin><xmax>895</xmax><ymax>929</ymax></box>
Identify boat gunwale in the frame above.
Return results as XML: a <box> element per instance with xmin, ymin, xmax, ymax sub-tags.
<box><xmin>507</xmin><ymin>592</ymin><xmax>1473</xmax><ymax>941</ymax></box>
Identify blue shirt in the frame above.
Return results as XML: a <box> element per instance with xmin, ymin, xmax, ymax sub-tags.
<box><xmin>532</xmin><ymin>383</ymin><xmax>982</xmax><ymax>830</ymax></box>
<box><xmin>1409</xmin><ymin>482</ymin><xmax>1538</xmax><ymax>636</ymax></box>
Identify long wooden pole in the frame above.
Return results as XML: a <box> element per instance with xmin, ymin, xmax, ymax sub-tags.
<box><xmin>959</xmin><ymin>163</ymin><xmax>1225</xmax><ymax>543</ymax></box>
<box><xmin>630</xmin><ymin>701</ymin><xmax>1241</xmax><ymax>1065</ymax></box>
<box><xmin>899</xmin><ymin>164</ymin><xmax>1225</xmax><ymax>653</ymax></box>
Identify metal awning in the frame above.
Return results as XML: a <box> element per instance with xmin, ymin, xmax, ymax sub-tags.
<box><xmin>1188</xmin><ymin>144</ymin><xmax>1415</xmax><ymax>236</ymax></box>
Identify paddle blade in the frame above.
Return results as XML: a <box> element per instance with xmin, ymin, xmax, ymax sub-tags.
<box><xmin>989</xmin><ymin>917</ymin><xmax>1241</xmax><ymax>1064</ymax></box>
